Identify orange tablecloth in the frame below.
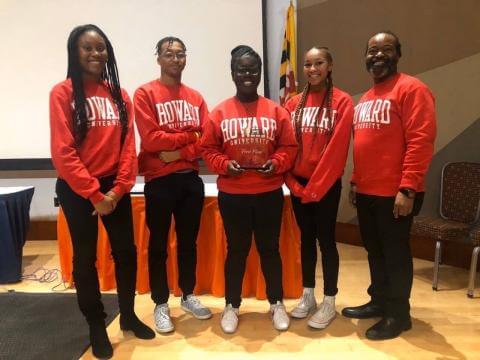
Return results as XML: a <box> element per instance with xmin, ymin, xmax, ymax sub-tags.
<box><xmin>58</xmin><ymin>196</ymin><xmax>302</xmax><ymax>299</ymax></box>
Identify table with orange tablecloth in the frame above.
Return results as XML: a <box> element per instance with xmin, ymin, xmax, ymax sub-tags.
<box><xmin>57</xmin><ymin>185</ymin><xmax>302</xmax><ymax>299</ymax></box>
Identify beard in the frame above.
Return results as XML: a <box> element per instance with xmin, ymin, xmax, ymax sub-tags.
<box><xmin>366</xmin><ymin>57</ymin><xmax>396</xmax><ymax>79</ymax></box>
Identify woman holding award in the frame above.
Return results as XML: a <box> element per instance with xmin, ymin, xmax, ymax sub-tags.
<box><xmin>201</xmin><ymin>45</ymin><xmax>297</xmax><ymax>334</ymax></box>
<box><xmin>284</xmin><ymin>46</ymin><xmax>354</xmax><ymax>329</ymax></box>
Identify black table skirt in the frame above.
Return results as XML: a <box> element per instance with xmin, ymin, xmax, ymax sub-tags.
<box><xmin>0</xmin><ymin>187</ymin><xmax>34</xmax><ymax>283</ymax></box>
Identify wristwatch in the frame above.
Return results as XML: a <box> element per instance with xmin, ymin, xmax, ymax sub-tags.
<box><xmin>399</xmin><ymin>188</ymin><xmax>416</xmax><ymax>199</ymax></box>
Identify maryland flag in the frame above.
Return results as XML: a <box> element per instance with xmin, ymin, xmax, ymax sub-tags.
<box><xmin>279</xmin><ymin>2</ymin><xmax>297</xmax><ymax>105</ymax></box>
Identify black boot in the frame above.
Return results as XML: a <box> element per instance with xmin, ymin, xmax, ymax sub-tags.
<box><xmin>341</xmin><ymin>300</ymin><xmax>384</xmax><ymax>319</ymax></box>
<box><xmin>113</xmin><ymin>247</ymin><xmax>155</xmax><ymax>339</ymax></box>
<box><xmin>88</xmin><ymin>320</ymin><xmax>113</xmax><ymax>359</ymax></box>
<box><xmin>366</xmin><ymin>316</ymin><xmax>412</xmax><ymax>340</ymax></box>
<box><xmin>120</xmin><ymin>313</ymin><xmax>155</xmax><ymax>339</ymax></box>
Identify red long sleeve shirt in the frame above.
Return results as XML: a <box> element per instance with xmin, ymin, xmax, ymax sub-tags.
<box><xmin>50</xmin><ymin>79</ymin><xmax>137</xmax><ymax>204</ymax></box>
<box><xmin>201</xmin><ymin>96</ymin><xmax>298</xmax><ymax>194</ymax></box>
<box><xmin>284</xmin><ymin>87</ymin><xmax>354</xmax><ymax>202</ymax></box>
<box><xmin>352</xmin><ymin>73</ymin><xmax>436</xmax><ymax>196</ymax></box>
<box><xmin>133</xmin><ymin>80</ymin><xmax>208</xmax><ymax>181</ymax></box>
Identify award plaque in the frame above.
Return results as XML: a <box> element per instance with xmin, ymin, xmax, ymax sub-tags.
<box><xmin>237</xmin><ymin>141</ymin><xmax>269</xmax><ymax>170</ymax></box>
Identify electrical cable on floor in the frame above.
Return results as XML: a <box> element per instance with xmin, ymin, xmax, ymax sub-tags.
<box><xmin>21</xmin><ymin>267</ymin><xmax>72</xmax><ymax>292</ymax></box>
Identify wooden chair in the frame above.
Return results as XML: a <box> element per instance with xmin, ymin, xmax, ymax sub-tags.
<box><xmin>412</xmin><ymin>162</ymin><xmax>480</xmax><ymax>297</ymax></box>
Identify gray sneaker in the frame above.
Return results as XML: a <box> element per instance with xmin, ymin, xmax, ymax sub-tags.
<box><xmin>270</xmin><ymin>301</ymin><xmax>290</xmax><ymax>331</ymax></box>
<box><xmin>154</xmin><ymin>304</ymin><xmax>174</xmax><ymax>333</ymax></box>
<box><xmin>307</xmin><ymin>300</ymin><xmax>336</xmax><ymax>329</ymax></box>
<box><xmin>291</xmin><ymin>290</ymin><xmax>317</xmax><ymax>319</ymax></box>
<box><xmin>221</xmin><ymin>304</ymin><xmax>239</xmax><ymax>334</ymax></box>
<box><xmin>181</xmin><ymin>294</ymin><xmax>212</xmax><ymax>320</ymax></box>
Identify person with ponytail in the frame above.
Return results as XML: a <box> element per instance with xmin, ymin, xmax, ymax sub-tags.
<box><xmin>201</xmin><ymin>45</ymin><xmax>297</xmax><ymax>334</ymax></box>
<box><xmin>50</xmin><ymin>24</ymin><xmax>154</xmax><ymax>359</ymax></box>
<box><xmin>284</xmin><ymin>46</ymin><xmax>354</xmax><ymax>329</ymax></box>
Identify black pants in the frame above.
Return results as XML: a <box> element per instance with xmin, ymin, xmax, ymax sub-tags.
<box><xmin>218</xmin><ymin>188</ymin><xmax>284</xmax><ymax>308</ymax></box>
<box><xmin>356</xmin><ymin>193</ymin><xmax>420</xmax><ymax>320</ymax></box>
<box><xmin>56</xmin><ymin>177</ymin><xmax>137</xmax><ymax>323</ymax></box>
<box><xmin>291</xmin><ymin>178</ymin><xmax>341</xmax><ymax>295</ymax></box>
<box><xmin>144</xmin><ymin>171</ymin><xmax>204</xmax><ymax>304</ymax></box>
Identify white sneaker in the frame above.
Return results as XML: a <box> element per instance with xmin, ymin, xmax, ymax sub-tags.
<box><xmin>270</xmin><ymin>301</ymin><xmax>290</xmax><ymax>331</ymax></box>
<box><xmin>307</xmin><ymin>298</ymin><xmax>336</xmax><ymax>329</ymax></box>
<box><xmin>181</xmin><ymin>294</ymin><xmax>212</xmax><ymax>319</ymax></box>
<box><xmin>221</xmin><ymin>304</ymin><xmax>239</xmax><ymax>334</ymax></box>
<box><xmin>154</xmin><ymin>304</ymin><xmax>174</xmax><ymax>333</ymax></box>
<box><xmin>291</xmin><ymin>289</ymin><xmax>317</xmax><ymax>319</ymax></box>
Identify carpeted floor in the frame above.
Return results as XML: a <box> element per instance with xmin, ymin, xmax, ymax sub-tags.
<box><xmin>0</xmin><ymin>291</ymin><xmax>119</xmax><ymax>360</ymax></box>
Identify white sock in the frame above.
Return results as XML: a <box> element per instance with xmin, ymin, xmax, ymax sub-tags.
<box><xmin>303</xmin><ymin>287</ymin><xmax>314</xmax><ymax>295</ymax></box>
<box><xmin>323</xmin><ymin>295</ymin><xmax>335</xmax><ymax>306</ymax></box>
<box><xmin>226</xmin><ymin>304</ymin><xmax>239</xmax><ymax>312</ymax></box>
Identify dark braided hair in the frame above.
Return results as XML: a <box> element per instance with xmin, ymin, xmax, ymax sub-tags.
<box><xmin>66</xmin><ymin>24</ymin><xmax>128</xmax><ymax>146</ymax></box>
<box><xmin>155</xmin><ymin>36</ymin><xmax>187</xmax><ymax>55</ymax></box>
<box><xmin>293</xmin><ymin>47</ymin><xmax>333</xmax><ymax>153</ymax></box>
<box><xmin>365</xmin><ymin>30</ymin><xmax>402</xmax><ymax>57</ymax></box>
<box><xmin>230</xmin><ymin>45</ymin><xmax>262</xmax><ymax>73</ymax></box>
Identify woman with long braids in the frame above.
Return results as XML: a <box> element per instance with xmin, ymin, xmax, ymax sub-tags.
<box><xmin>284</xmin><ymin>46</ymin><xmax>354</xmax><ymax>329</ymax></box>
<box><xmin>50</xmin><ymin>24</ymin><xmax>154</xmax><ymax>359</ymax></box>
<box><xmin>201</xmin><ymin>45</ymin><xmax>297</xmax><ymax>334</ymax></box>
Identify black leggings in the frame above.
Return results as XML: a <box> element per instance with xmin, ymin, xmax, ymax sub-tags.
<box><xmin>218</xmin><ymin>188</ymin><xmax>284</xmax><ymax>308</ymax></box>
<box><xmin>291</xmin><ymin>178</ymin><xmax>341</xmax><ymax>296</ymax></box>
<box><xmin>56</xmin><ymin>177</ymin><xmax>137</xmax><ymax>323</ymax></box>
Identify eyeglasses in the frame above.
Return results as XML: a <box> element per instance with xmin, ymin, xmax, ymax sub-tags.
<box><xmin>161</xmin><ymin>51</ymin><xmax>186</xmax><ymax>60</ymax></box>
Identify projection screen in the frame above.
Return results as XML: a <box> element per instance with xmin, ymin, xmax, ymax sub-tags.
<box><xmin>0</xmin><ymin>0</ymin><xmax>264</xmax><ymax>161</ymax></box>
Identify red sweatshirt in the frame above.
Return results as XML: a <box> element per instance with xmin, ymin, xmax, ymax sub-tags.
<box><xmin>134</xmin><ymin>80</ymin><xmax>208</xmax><ymax>181</ymax></box>
<box><xmin>284</xmin><ymin>87</ymin><xmax>354</xmax><ymax>203</ymax></box>
<box><xmin>201</xmin><ymin>96</ymin><xmax>298</xmax><ymax>194</ymax></box>
<box><xmin>352</xmin><ymin>73</ymin><xmax>436</xmax><ymax>196</ymax></box>
<box><xmin>50</xmin><ymin>79</ymin><xmax>137</xmax><ymax>204</ymax></box>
